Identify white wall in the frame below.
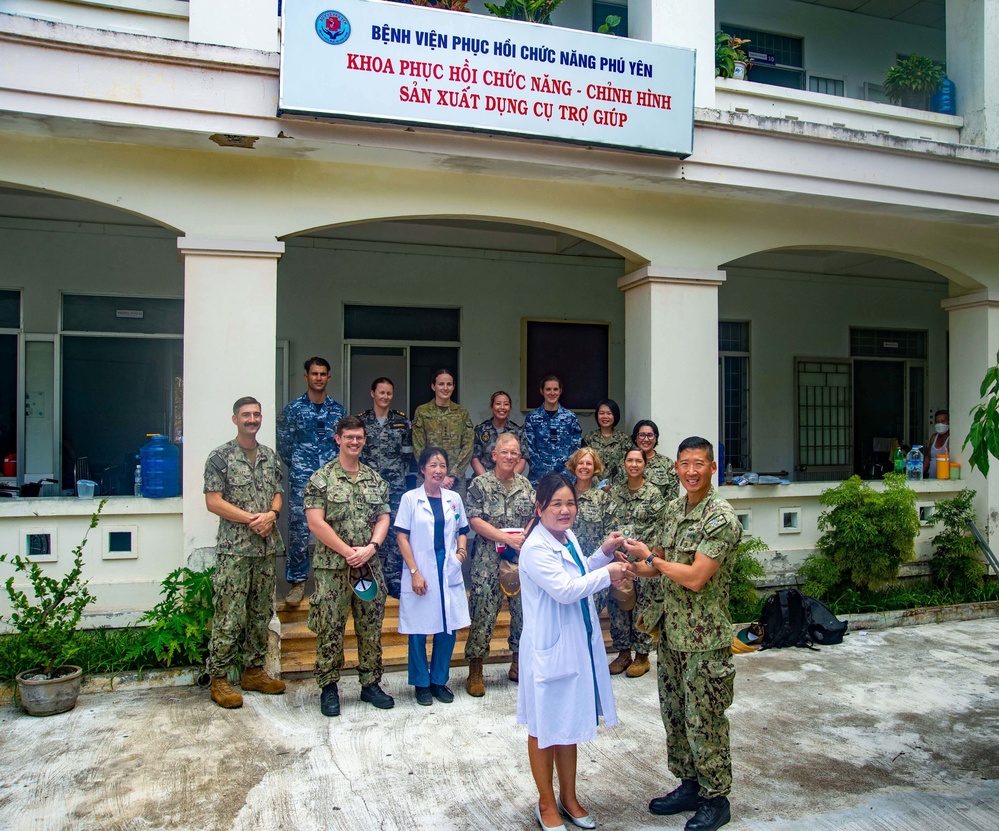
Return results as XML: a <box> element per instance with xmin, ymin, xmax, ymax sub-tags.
<box><xmin>720</xmin><ymin>266</ymin><xmax>951</xmax><ymax>474</ymax></box>
<box><xmin>715</xmin><ymin>0</ymin><xmax>946</xmax><ymax>101</ymax></box>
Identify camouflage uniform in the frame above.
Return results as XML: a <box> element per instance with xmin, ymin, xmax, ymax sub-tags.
<box><xmin>203</xmin><ymin>440</ymin><xmax>284</xmax><ymax>678</ymax></box>
<box><xmin>411</xmin><ymin>401</ymin><xmax>475</xmax><ymax>497</ymax></box>
<box><xmin>523</xmin><ymin>404</ymin><xmax>582</xmax><ymax>484</ymax></box>
<box><xmin>463</xmin><ymin>471</ymin><xmax>535</xmax><ymax>661</ymax></box>
<box><xmin>574</xmin><ymin>484</ymin><xmax>613</xmax><ymax>617</ymax></box>
<box><xmin>357</xmin><ymin>408</ymin><xmax>413</xmax><ymax>598</ymax></box>
<box><xmin>582</xmin><ymin>429</ymin><xmax>633</xmax><ymax>485</ymax></box>
<box><xmin>607</xmin><ymin>480</ymin><xmax>668</xmax><ymax>654</ymax></box>
<box><xmin>650</xmin><ymin>488</ymin><xmax>742</xmax><ymax>799</ymax></box>
<box><xmin>472</xmin><ymin>418</ymin><xmax>530</xmax><ymax>472</ymax></box>
<box><xmin>645</xmin><ymin>452</ymin><xmax>681</xmax><ymax>501</ymax></box>
<box><xmin>303</xmin><ymin>459</ymin><xmax>390</xmax><ymax>688</ymax></box>
<box><xmin>276</xmin><ymin>393</ymin><xmax>346</xmax><ymax>584</ymax></box>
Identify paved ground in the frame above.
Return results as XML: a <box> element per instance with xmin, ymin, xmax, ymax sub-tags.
<box><xmin>1</xmin><ymin>617</ymin><xmax>997</xmax><ymax>831</ymax></box>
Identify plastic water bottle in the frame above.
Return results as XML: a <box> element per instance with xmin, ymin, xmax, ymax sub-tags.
<box><xmin>905</xmin><ymin>446</ymin><xmax>924</xmax><ymax>481</ymax></box>
<box><xmin>140</xmin><ymin>434</ymin><xmax>180</xmax><ymax>497</ymax></box>
<box><xmin>930</xmin><ymin>76</ymin><xmax>956</xmax><ymax>115</ymax></box>
<box><xmin>133</xmin><ymin>459</ymin><xmax>142</xmax><ymax>496</ymax></box>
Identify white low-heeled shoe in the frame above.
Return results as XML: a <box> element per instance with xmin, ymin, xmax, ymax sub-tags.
<box><xmin>557</xmin><ymin>797</ymin><xmax>596</xmax><ymax>830</ymax></box>
<box><xmin>535</xmin><ymin>802</ymin><xmax>566</xmax><ymax>831</ymax></box>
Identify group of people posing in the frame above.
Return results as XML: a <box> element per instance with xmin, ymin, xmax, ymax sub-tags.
<box><xmin>201</xmin><ymin>359</ymin><xmax>743</xmax><ymax>831</ymax></box>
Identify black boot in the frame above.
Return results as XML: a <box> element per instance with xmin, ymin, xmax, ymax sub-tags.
<box><xmin>685</xmin><ymin>796</ymin><xmax>730</xmax><ymax>831</ymax></box>
<box><xmin>320</xmin><ymin>682</ymin><xmax>340</xmax><ymax>717</ymax></box>
<box><xmin>360</xmin><ymin>682</ymin><xmax>395</xmax><ymax>709</ymax></box>
<box><xmin>649</xmin><ymin>780</ymin><xmax>700</xmax><ymax>815</ymax></box>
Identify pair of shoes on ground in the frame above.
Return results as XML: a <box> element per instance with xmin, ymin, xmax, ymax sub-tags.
<box><xmin>649</xmin><ymin>780</ymin><xmax>730</xmax><ymax>831</ymax></box>
<box><xmin>320</xmin><ymin>682</ymin><xmax>395</xmax><ymax>717</ymax></box>
<box><xmin>415</xmin><ymin>684</ymin><xmax>454</xmax><ymax>706</ymax></box>
<box><xmin>211</xmin><ymin>669</ymin><xmax>285</xmax><ymax>709</ymax></box>
<box><xmin>285</xmin><ymin>582</ymin><xmax>306</xmax><ymax>605</ymax></box>
<box><xmin>534</xmin><ymin>798</ymin><xmax>595</xmax><ymax>831</ymax></box>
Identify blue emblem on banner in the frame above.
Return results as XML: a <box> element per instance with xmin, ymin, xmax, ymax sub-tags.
<box><xmin>316</xmin><ymin>11</ymin><xmax>350</xmax><ymax>45</ymax></box>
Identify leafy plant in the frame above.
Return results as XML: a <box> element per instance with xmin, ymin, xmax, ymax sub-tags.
<box><xmin>409</xmin><ymin>0</ymin><xmax>470</xmax><ymax>10</ymax></box>
<box><xmin>798</xmin><ymin>551</ymin><xmax>845</xmax><ymax>601</ymax></box>
<box><xmin>127</xmin><ymin>567</ymin><xmax>215</xmax><ymax>668</ymax></box>
<box><xmin>729</xmin><ymin>535</ymin><xmax>766</xmax><ymax>623</ymax></box>
<box><xmin>929</xmin><ymin>489</ymin><xmax>985</xmax><ymax>594</ymax></box>
<box><xmin>884</xmin><ymin>53</ymin><xmax>944</xmax><ymax>105</ymax></box>
<box><xmin>715</xmin><ymin>31</ymin><xmax>750</xmax><ymax>78</ymax></box>
<box><xmin>964</xmin><ymin>349</ymin><xmax>999</xmax><ymax>476</ymax></box>
<box><xmin>0</xmin><ymin>502</ymin><xmax>102</xmax><ymax>677</ymax></box>
<box><xmin>597</xmin><ymin>14</ymin><xmax>621</xmax><ymax>35</ymax></box>
<box><xmin>812</xmin><ymin>473</ymin><xmax>920</xmax><ymax>592</ymax></box>
<box><xmin>484</xmin><ymin>0</ymin><xmax>564</xmax><ymax>24</ymax></box>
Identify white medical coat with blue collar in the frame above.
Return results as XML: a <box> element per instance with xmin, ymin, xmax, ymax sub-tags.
<box><xmin>395</xmin><ymin>485</ymin><xmax>471</xmax><ymax>636</ymax></box>
<box><xmin>517</xmin><ymin>523</ymin><xmax>618</xmax><ymax>749</ymax></box>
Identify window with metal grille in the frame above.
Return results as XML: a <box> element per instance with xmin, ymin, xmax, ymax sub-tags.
<box><xmin>721</xmin><ymin>23</ymin><xmax>804</xmax><ymax>90</ymax></box>
<box><xmin>809</xmin><ymin>76</ymin><xmax>844</xmax><ymax>96</ymax></box>
<box><xmin>796</xmin><ymin>360</ymin><xmax>851</xmax><ymax>467</ymax></box>
<box><xmin>719</xmin><ymin>321</ymin><xmax>750</xmax><ymax>470</ymax></box>
<box><xmin>850</xmin><ymin>328</ymin><xmax>927</xmax><ymax>359</ymax></box>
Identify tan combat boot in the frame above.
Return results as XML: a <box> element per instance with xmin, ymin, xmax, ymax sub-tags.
<box><xmin>626</xmin><ymin>652</ymin><xmax>651</xmax><ymax>677</ymax></box>
<box><xmin>240</xmin><ymin>667</ymin><xmax>286</xmax><ymax>695</ymax></box>
<box><xmin>507</xmin><ymin>651</ymin><xmax>519</xmax><ymax>683</ymax></box>
<box><xmin>211</xmin><ymin>677</ymin><xmax>243</xmax><ymax>709</ymax></box>
<box><xmin>466</xmin><ymin>659</ymin><xmax>485</xmax><ymax>697</ymax></box>
<box><xmin>608</xmin><ymin>649</ymin><xmax>633</xmax><ymax>675</ymax></box>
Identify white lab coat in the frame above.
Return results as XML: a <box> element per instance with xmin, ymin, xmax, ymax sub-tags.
<box><xmin>395</xmin><ymin>485</ymin><xmax>471</xmax><ymax>635</ymax></box>
<box><xmin>517</xmin><ymin>523</ymin><xmax>618</xmax><ymax>749</ymax></box>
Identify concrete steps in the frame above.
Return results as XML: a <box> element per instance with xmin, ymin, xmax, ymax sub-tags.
<box><xmin>277</xmin><ymin>595</ymin><xmax>614</xmax><ymax>674</ymax></box>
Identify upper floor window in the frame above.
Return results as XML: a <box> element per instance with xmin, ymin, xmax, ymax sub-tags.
<box><xmin>593</xmin><ymin>1</ymin><xmax>627</xmax><ymax>37</ymax></box>
<box><xmin>721</xmin><ymin>23</ymin><xmax>804</xmax><ymax>90</ymax></box>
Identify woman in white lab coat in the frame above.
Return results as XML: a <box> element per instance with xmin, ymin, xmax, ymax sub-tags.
<box><xmin>395</xmin><ymin>447</ymin><xmax>471</xmax><ymax>706</ymax></box>
<box><xmin>518</xmin><ymin>472</ymin><xmax>632</xmax><ymax>831</ymax></box>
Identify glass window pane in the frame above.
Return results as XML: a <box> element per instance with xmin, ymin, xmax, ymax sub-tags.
<box><xmin>63</xmin><ymin>295</ymin><xmax>183</xmax><ymax>335</ymax></box>
<box><xmin>0</xmin><ymin>290</ymin><xmax>19</xmax><ymax>328</ymax></box>
<box><xmin>344</xmin><ymin>305</ymin><xmax>459</xmax><ymax>342</ymax></box>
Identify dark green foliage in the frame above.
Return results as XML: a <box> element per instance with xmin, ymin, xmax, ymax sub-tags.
<box><xmin>127</xmin><ymin>567</ymin><xmax>215</xmax><ymax>668</ymax></box>
<box><xmin>821</xmin><ymin>576</ymin><xmax>998</xmax><ymax>616</ymax></box>
<box><xmin>715</xmin><ymin>31</ymin><xmax>750</xmax><ymax>78</ymax></box>
<box><xmin>597</xmin><ymin>14</ymin><xmax>621</xmax><ymax>35</ymax></box>
<box><xmin>1</xmin><ymin>626</ymin><xmax>148</xmax><ymax>681</ymax></box>
<box><xmin>729</xmin><ymin>535</ymin><xmax>766</xmax><ymax>623</ymax></box>
<box><xmin>929</xmin><ymin>489</ymin><xmax>985</xmax><ymax>594</ymax></box>
<box><xmin>813</xmin><ymin>474</ymin><xmax>920</xmax><ymax>592</ymax></box>
<box><xmin>798</xmin><ymin>552</ymin><xmax>845</xmax><ymax>601</ymax></box>
<box><xmin>964</xmin><ymin>350</ymin><xmax>999</xmax><ymax>477</ymax></box>
<box><xmin>883</xmin><ymin>53</ymin><xmax>944</xmax><ymax>105</ymax></box>
<box><xmin>0</xmin><ymin>502</ymin><xmax>102</xmax><ymax>677</ymax></box>
<box><xmin>484</xmin><ymin>0</ymin><xmax>563</xmax><ymax>24</ymax></box>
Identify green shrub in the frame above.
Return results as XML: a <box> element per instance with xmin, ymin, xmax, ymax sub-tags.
<box><xmin>127</xmin><ymin>567</ymin><xmax>215</xmax><ymax>668</ymax></box>
<box><xmin>929</xmin><ymin>488</ymin><xmax>985</xmax><ymax>595</ymax></box>
<box><xmin>798</xmin><ymin>552</ymin><xmax>845</xmax><ymax>601</ymax></box>
<box><xmin>729</xmin><ymin>535</ymin><xmax>766</xmax><ymax>623</ymax></box>
<box><xmin>813</xmin><ymin>473</ymin><xmax>920</xmax><ymax>592</ymax></box>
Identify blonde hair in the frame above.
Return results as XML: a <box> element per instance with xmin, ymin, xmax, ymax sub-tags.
<box><xmin>494</xmin><ymin>432</ymin><xmax>522</xmax><ymax>453</ymax></box>
<box><xmin>566</xmin><ymin>447</ymin><xmax>604</xmax><ymax>478</ymax></box>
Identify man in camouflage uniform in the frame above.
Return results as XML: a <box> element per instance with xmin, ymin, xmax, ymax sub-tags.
<box><xmin>356</xmin><ymin>377</ymin><xmax>412</xmax><ymax>598</ymax></box>
<box><xmin>626</xmin><ymin>436</ymin><xmax>743</xmax><ymax>831</ymax></box>
<box><xmin>277</xmin><ymin>356</ymin><xmax>346</xmax><ymax>605</ymax></box>
<box><xmin>304</xmin><ymin>415</ymin><xmax>394</xmax><ymax>717</ymax></box>
<box><xmin>204</xmin><ymin>396</ymin><xmax>287</xmax><ymax>709</ymax></box>
<box><xmin>464</xmin><ymin>433</ymin><xmax>535</xmax><ymax>694</ymax></box>
<box><xmin>523</xmin><ymin>375</ymin><xmax>581</xmax><ymax>485</ymax></box>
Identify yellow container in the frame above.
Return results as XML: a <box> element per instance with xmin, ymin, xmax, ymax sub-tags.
<box><xmin>937</xmin><ymin>452</ymin><xmax>950</xmax><ymax>479</ymax></box>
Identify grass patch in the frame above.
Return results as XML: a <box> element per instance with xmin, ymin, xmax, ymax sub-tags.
<box><xmin>1</xmin><ymin>626</ymin><xmax>154</xmax><ymax>683</ymax></box>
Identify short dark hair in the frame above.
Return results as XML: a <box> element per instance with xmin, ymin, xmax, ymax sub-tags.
<box><xmin>594</xmin><ymin>399</ymin><xmax>621</xmax><ymax>427</ymax></box>
<box><xmin>304</xmin><ymin>356</ymin><xmax>331</xmax><ymax>373</ymax></box>
<box><xmin>371</xmin><ymin>377</ymin><xmax>394</xmax><ymax>391</ymax></box>
<box><xmin>935</xmin><ymin>409</ymin><xmax>949</xmax><ymax>419</ymax></box>
<box><xmin>540</xmin><ymin>375</ymin><xmax>562</xmax><ymax>390</ymax></box>
<box><xmin>431</xmin><ymin>368</ymin><xmax>455</xmax><ymax>384</ymax></box>
<box><xmin>631</xmin><ymin>419</ymin><xmax>659</xmax><ymax>447</ymax></box>
<box><xmin>336</xmin><ymin>415</ymin><xmax>366</xmax><ymax>437</ymax></box>
<box><xmin>677</xmin><ymin>435</ymin><xmax>714</xmax><ymax>461</ymax></box>
<box><xmin>418</xmin><ymin>446</ymin><xmax>449</xmax><ymax>471</ymax></box>
<box><xmin>232</xmin><ymin>396</ymin><xmax>260</xmax><ymax>414</ymax></box>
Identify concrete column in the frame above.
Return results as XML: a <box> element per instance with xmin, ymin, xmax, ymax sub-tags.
<box><xmin>178</xmin><ymin>238</ymin><xmax>284</xmax><ymax>560</ymax></box>
<box><xmin>188</xmin><ymin>0</ymin><xmax>278</xmax><ymax>52</ymax></box>
<box><xmin>628</xmin><ymin>0</ymin><xmax>715</xmax><ymax>108</ymax></box>
<box><xmin>947</xmin><ymin>0</ymin><xmax>998</xmax><ymax>148</ymax></box>
<box><xmin>618</xmin><ymin>265</ymin><xmax>725</xmax><ymax>457</ymax></box>
<box><xmin>941</xmin><ymin>289</ymin><xmax>999</xmax><ymax>538</ymax></box>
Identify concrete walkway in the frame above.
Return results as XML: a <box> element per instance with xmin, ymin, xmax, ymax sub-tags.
<box><xmin>1</xmin><ymin>617</ymin><xmax>997</xmax><ymax>830</ymax></box>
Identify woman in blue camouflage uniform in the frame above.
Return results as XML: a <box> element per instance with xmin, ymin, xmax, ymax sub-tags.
<box><xmin>582</xmin><ymin>399</ymin><xmax>632</xmax><ymax>487</ymax></box>
<box><xmin>632</xmin><ymin>419</ymin><xmax>680</xmax><ymax>502</ymax></box>
<box><xmin>606</xmin><ymin>447</ymin><xmax>668</xmax><ymax>678</ymax></box>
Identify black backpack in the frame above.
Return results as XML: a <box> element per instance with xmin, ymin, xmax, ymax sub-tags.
<box><xmin>758</xmin><ymin>588</ymin><xmax>848</xmax><ymax>650</ymax></box>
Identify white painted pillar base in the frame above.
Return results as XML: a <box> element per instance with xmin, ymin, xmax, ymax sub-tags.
<box><xmin>942</xmin><ymin>290</ymin><xmax>999</xmax><ymax>541</ymax></box>
<box><xmin>628</xmin><ymin>0</ymin><xmax>715</xmax><ymax>108</ymax></box>
<box><xmin>178</xmin><ymin>238</ymin><xmax>284</xmax><ymax>560</ymax></box>
<box><xmin>618</xmin><ymin>265</ymin><xmax>725</xmax><ymax>458</ymax></box>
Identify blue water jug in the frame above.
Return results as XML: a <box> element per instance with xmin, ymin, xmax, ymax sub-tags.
<box><xmin>140</xmin><ymin>434</ymin><xmax>180</xmax><ymax>498</ymax></box>
<box><xmin>930</xmin><ymin>76</ymin><xmax>956</xmax><ymax>115</ymax></box>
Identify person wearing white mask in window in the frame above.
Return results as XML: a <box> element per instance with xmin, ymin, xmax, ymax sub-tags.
<box><xmin>923</xmin><ymin>409</ymin><xmax>950</xmax><ymax>478</ymax></box>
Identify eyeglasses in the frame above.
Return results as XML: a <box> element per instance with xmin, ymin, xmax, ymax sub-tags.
<box><xmin>636</xmin><ymin>432</ymin><xmax>656</xmax><ymax>439</ymax></box>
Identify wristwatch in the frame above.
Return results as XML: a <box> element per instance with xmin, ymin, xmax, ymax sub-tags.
<box><xmin>271</xmin><ymin>509</ymin><xmax>280</xmax><ymax>520</ymax></box>
<box><xmin>409</xmin><ymin>567</ymin><xmax>418</xmax><ymax>575</ymax></box>
<box><xmin>369</xmin><ymin>540</ymin><xmax>381</xmax><ymax>552</ymax></box>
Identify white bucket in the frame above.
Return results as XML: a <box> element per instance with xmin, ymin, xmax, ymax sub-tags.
<box><xmin>76</xmin><ymin>479</ymin><xmax>98</xmax><ymax>498</ymax></box>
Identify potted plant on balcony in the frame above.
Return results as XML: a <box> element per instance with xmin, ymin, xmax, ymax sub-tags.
<box><xmin>1</xmin><ymin>503</ymin><xmax>102</xmax><ymax>716</ymax></box>
<box><xmin>484</xmin><ymin>0</ymin><xmax>564</xmax><ymax>24</ymax></box>
<box><xmin>716</xmin><ymin>31</ymin><xmax>751</xmax><ymax>80</ymax></box>
<box><xmin>884</xmin><ymin>52</ymin><xmax>944</xmax><ymax>110</ymax></box>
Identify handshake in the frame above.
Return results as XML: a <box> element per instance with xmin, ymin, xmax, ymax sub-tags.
<box><xmin>599</xmin><ymin>530</ymin><xmax>637</xmax><ymax>587</ymax></box>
